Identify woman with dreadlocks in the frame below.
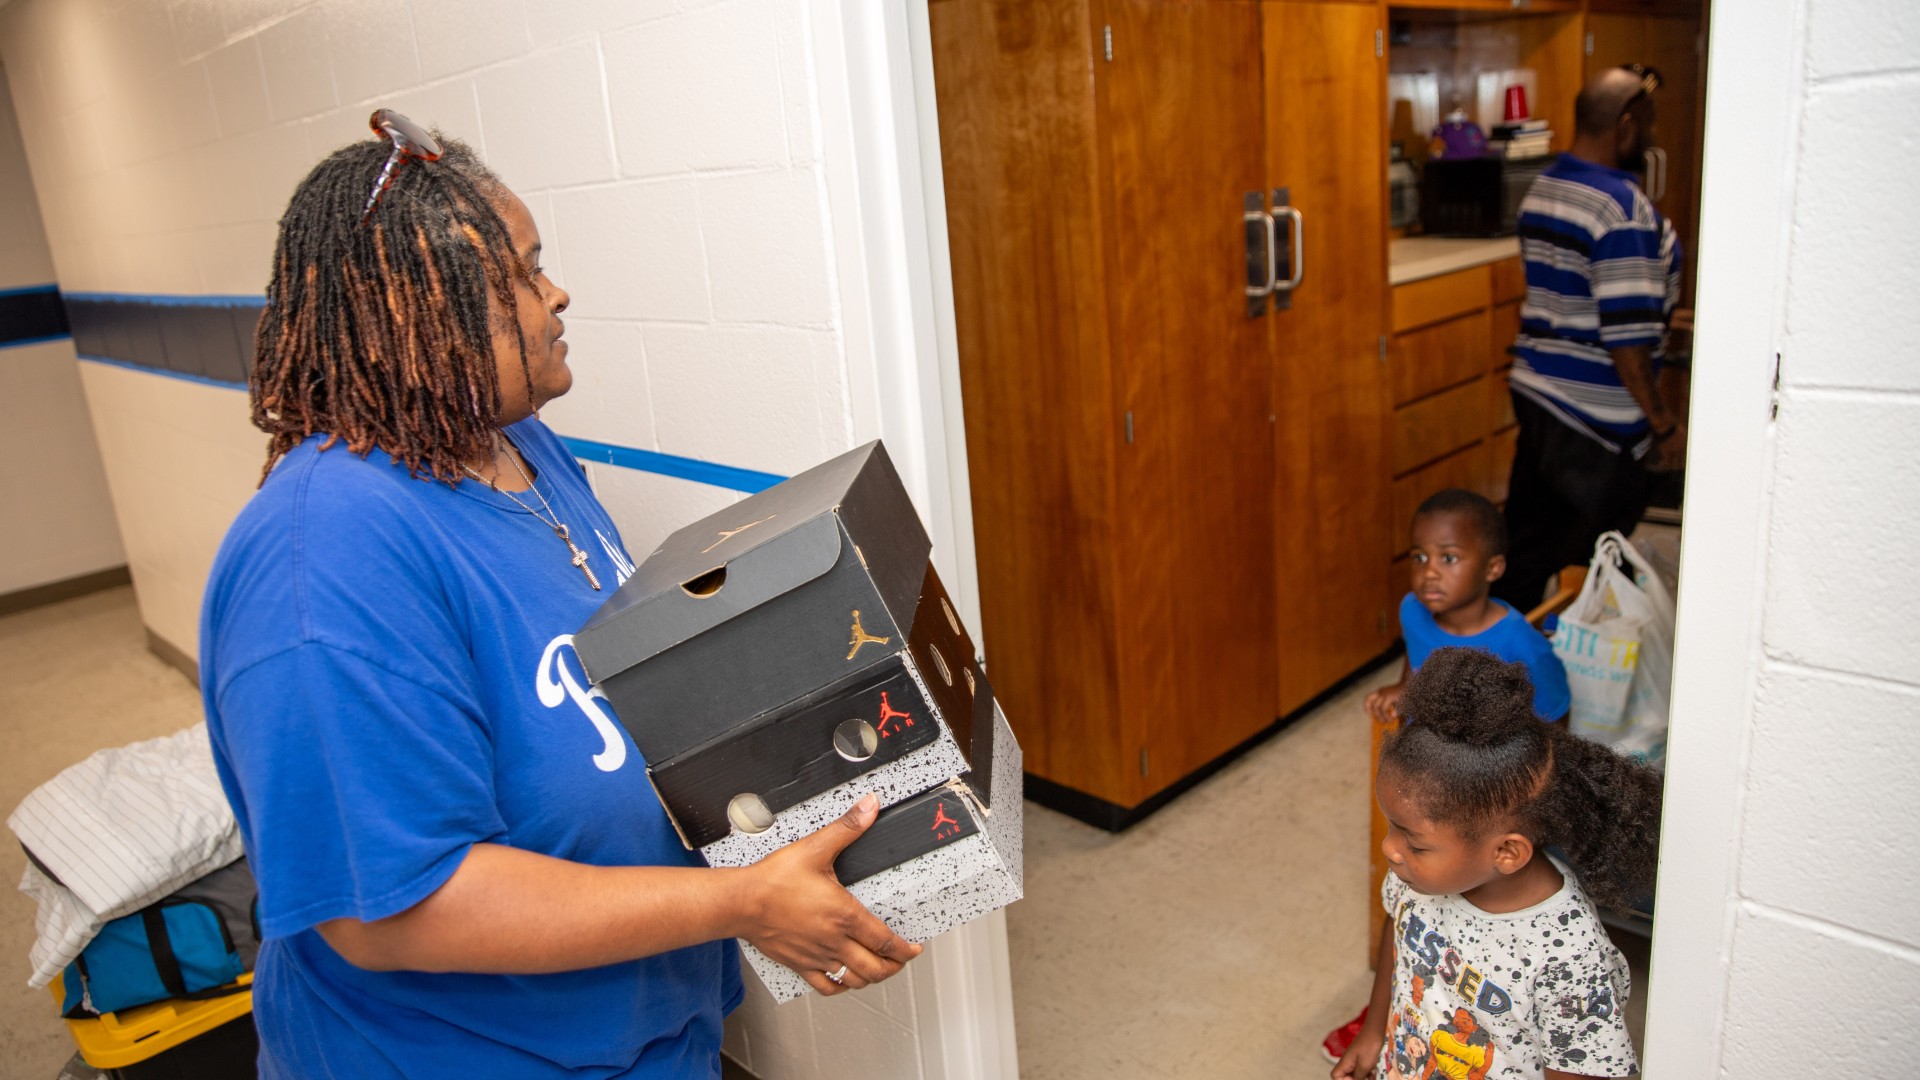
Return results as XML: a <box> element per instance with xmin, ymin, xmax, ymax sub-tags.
<box><xmin>200</xmin><ymin>113</ymin><xmax>916</xmax><ymax>1079</ymax></box>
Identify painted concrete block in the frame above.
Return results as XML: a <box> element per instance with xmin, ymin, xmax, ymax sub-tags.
<box><xmin>1721</xmin><ymin>907</ymin><xmax>1915</xmax><ymax>1078</ymax></box>
<box><xmin>551</xmin><ymin>180</ymin><xmax>710</xmax><ymax>322</ymax></box>
<box><xmin>701</xmin><ymin>168</ymin><xmax>835</xmax><ymax>327</ymax></box>
<box><xmin>1806</xmin><ymin>0</ymin><xmax>1920</xmax><ymax>81</ymax></box>
<box><xmin>324</xmin><ymin>0</ymin><xmax>424</xmax><ymax>107</ymax></box>
<box><xmin>258</xmin><ymin>6</ymin><xmax>338</xmax><ymax>123</ymax></box>
<box><xmin>535</xmin><ymin>317</ymin><xmax>655</xmax><ymax>450</ymax></box>
<box><xmin>526</xmin><ymin>0</ymin><xmax>678</xmax><ymax>48</ymax></box>
<box><xmin>205</xmin><ymin>39</ymin><xmax>272</xmax><ymax>137</ymax></box>
<box><xmin>603</xmin><ymin>0</ymin><xmax>787</xmax><ymax>177</ymax></box>
<box><xmin>166</xmin><ymin>0</ymin><xmax>227</xmax><ymax>65</ymax></box>
<box><xmin>1764</xmin><ymin>394</ymin><xmax>1920</xmax><ymax>681</ymax></box>
<box><xmin>644</xmin><ymin>325</ymin><xmax>836</xmax><ymax>475</ymax></box>
<box><xmin>410</xmin><ymin>0</ymin><xmax>529</xmax><ymax>82</ymax></box>
<box><xmin>772</xmin><ymin>0</ymin><xmax>817</xmax><ymax>166</ymax></box>
<box><xmin>1744</xmin><ymin>667</ymin><xmax>1920</xmax><ymax>948</ymax></box>
<box><xmin>1784</xmin><ymin>77</ymin><xmax>1920</xmax><ymax>393</ymax></box>
<box><xmin>474</xmin><ymin>43</ymin><xmax>618</xmax><ymax>194</ymax></box>
<box><xmin>803</xmin><ymin>992</ymin><xmax>924</xmax><ymax>1080</ymax></box>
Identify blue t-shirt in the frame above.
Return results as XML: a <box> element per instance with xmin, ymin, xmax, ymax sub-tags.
<box><xmin>1400</xmin><ymin>593</ymin><xmax>1570</xmax><ymax>721</ymax></box>
<box><xmin>200</xmin><ymin>419</ymin><xmax>741</xmax><ymax>1079</ymax></box>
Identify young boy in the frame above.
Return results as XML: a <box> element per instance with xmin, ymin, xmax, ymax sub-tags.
<box><xmin>1364</xmin><ymin>488</ymin><xmax>1569</xmax><ymax>727</ymax></box>
<box><xmin>1324</xmin><ymin>489</ymin><xmax>1571</xmax><ymax>1065</ymax></box>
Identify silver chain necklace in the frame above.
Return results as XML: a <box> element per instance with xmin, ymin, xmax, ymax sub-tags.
<box><xmin>464</xmin><ymin>443</ymin><xmax>601</xmax><ymax>591</ymax></box>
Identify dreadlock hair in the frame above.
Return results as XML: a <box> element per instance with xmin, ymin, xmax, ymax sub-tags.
<box><xmin>1380</xmin><ymin>647</ymin><xmax>1663</xmax><ymax>914</ymax></box>
<box><xmin>1415</xmin><ymin>487</ymin><xmax>1508</xmax><ymax>557</ymax></box>
<box><xmin>251</xmin><ymin>132</ymin><xmax>535</xmax><ymax>485</ymax></box>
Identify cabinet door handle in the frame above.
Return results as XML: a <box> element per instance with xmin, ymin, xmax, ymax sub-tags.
<box><xmin>1277</xmin><ymin>206</ymin><xmax>1305</xmax><ymax>292</ymax></box>
<box><xmin>1244</xmin><ymin>206</ymin><xmax>1277</xmax><ymax>298</ymax></box>
<box><xmin>1642</xmin><ymin>147</ymin><xmax>1668</xmax><ymax>202</ymax></box>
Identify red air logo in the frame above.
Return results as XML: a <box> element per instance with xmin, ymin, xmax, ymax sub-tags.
<box><xmin>876</xmin><ymin>692</ymin><xmax>914</xmax><ymax>737</ymax></box>
<box><xmin>930</xmin><ymin>800</ymin><xmax>963</xmax><ymax>839</ymax></box>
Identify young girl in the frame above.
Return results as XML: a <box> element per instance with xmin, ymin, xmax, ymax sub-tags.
<box><xmin>1333</xmin><ymin>647</ymin><xmax>1662</xmax><ymax>1080</ymax></box>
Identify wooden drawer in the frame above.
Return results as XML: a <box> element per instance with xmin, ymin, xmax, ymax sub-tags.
<box><xmin>1391</xmin><ymin>314</ymin><xmax>1489</xmax><ymax>407</ymax></box>
<box><xmin>1491</xmin><ymin>257</ymin><xmax>1527</xmax><ymax>305</ymax></box>
<box><xmin>1490</xmin><ymin>300</ymin><xmax>1520</xmax><ymax>367</ymax></box>
<box><xmin>1490</xmin><ymin>365</ymin><xmax>1517</xmax><ymax>430</ymax></box>
<box><xmin>1487</xmin><ymin>427</ymin><xmax>1519</xmax><ymax>504</ymax></box>
<box><xmin>1392</xmin><ymin>442</ymin><xmax>1493</xmax><ymax>529</ymax></box>
<box><xmin>1392</xmin><ymin>265</ymin><xmax>1491</xmax><ymax>334</ymax></box>
<box><xmin>1394</xmin><ymin>377</ymin><xmax>1489</xmax><ymax>475</ymax></box>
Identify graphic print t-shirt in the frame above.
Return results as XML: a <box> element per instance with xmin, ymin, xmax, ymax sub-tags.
<box><xmin>201</xmin><ymin>419</ymin><xmax>739</xmax><ymax>1079</ymax></box>
<box><xmin>1378</xmin><ymin>859</ymin><xmax>1637</xmax><ymax>1080</ymax></box>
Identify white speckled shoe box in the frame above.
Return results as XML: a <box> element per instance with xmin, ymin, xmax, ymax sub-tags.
<box><xmin>574</xmin><ymin>442</ymin><xmax>986</xmax><ymax>852</ymax></box>
<box><xmin>738</xmin><ymin>701</ymin><xmax>1023</xmax><ymax>1003</ymax></box>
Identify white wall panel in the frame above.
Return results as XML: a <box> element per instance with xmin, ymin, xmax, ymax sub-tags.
<box><xmin>603</xmin><ymin>1</ymin><xmax>789</xmax><ymax>177</ymax></box>
<box><xmin>472</xmin><ymin>42</ymin><xmax>618</xmax><ymax>193</ymax></box>
<box><xmin>1742</xmin><ymin>668</ymin><xmax>1920</xmax><ymax>948</ymax></box>
<box><xmin>550</xmin><ymin>178</ymin><xmax>712</xmax><ymax>322</ymax></box>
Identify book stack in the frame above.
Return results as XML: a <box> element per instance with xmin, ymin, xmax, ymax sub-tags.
<box><xmin>1492</xmin><ymin>119</ymin><xmax>1553</xmax><ymax>159</ymax></box>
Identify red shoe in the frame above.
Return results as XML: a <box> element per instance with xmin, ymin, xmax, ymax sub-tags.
<box><xmin>1320</xmin><ymin>1006</ymin><xmax>1369</xmax><ymax>1064</ymax></box>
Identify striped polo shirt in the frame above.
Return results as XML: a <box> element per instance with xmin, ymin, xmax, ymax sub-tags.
<box><xmin>1509</xmin><ymin>154</ymin><xmax>1681</xmax><ymax>456</ymax></box>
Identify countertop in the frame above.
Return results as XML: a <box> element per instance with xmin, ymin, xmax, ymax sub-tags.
<box><xmin>1388</xmin><ymin>236</ymin><xmax>1520</xmax><ymax>286</ymax></box>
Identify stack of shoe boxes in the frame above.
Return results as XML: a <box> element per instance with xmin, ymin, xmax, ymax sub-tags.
<box><xmin>574</xmin><ymin>442</ymin><xmax>1022</xmax><ymax>1001</ymax></box>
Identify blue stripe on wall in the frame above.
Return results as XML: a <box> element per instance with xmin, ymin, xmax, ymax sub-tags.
<box><xmin>1</xmin><ymin>283</ymin><xmax>72</xmax><ymax>348</ymax></box>
<box><xmin>66</xmin><ymin>292</ymin><xmax>785</xmax><ymax>494</ymax></box>
<box><xmin>560</xmin><ymin>437</ymin><xmax>787</xmax><ymax>494</ymax></box>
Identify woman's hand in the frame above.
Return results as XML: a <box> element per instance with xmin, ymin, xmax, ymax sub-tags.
<box><xmin>736</xmin><ymin>794</ymin><xmax>924</xmax><ymax>996</ymax></box>
<box><xmin>1331</xmin><ymin>1026</ymin><xmax>1385</xmax><ymax>1080</ymax></box>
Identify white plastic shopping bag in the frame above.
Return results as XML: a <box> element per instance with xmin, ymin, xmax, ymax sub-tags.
<box><xmin>1550</xmin><ymin>531</ymin><xmax>1676</xmax><ymax>768</ymax></box>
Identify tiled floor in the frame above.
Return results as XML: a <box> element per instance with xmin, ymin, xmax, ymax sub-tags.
<box><xmin>1</xmin><ymin>587</ymin><xmax>1646</xmax><ymax>1079</ymax></box>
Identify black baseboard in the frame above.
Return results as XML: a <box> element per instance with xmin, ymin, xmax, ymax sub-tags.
<box><xmin>0</xmin><ymin>566</ymin><xmax>131</xmax><ymax>618</ymax></box>
<box><xmin>146</xmin><ymin>627</ymin><xmax>201</xmax><ymax>688</ymax></box>
<box><xmin>1023</xmin><ymin>645</ymin><xmax>1403</xmax><ymax>833</ymax></box>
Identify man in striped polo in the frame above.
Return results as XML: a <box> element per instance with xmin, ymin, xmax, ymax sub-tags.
<box><xmin>1495</xmin><ymin>65</ymin><xmax>1685</xmax><ymax>609</ymax></box>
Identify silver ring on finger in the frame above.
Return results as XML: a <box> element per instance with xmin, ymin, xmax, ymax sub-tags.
<box><xmin>825</xmin><ymin>964</ymin><xmax>849</xmax><ymax>985</ymax></box>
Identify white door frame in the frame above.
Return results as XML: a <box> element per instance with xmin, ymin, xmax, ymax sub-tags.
<box><xmin>1640</xmin><ymin>0</ymin><xmax>1802</xmax><ymax>1074</ymax></box>
<box><xmin>811</xmin><ymin>2</ymin><xmax>1017</xmax><ymax>1078</ymax></box>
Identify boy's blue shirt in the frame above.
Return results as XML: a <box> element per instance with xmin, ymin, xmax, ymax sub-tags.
<box><xmin>1400</xmin><ymin>592</ymin><xmax>1571</xmax><ymax>721</ymax></box>
<box><xmin>201</xmin><ymin>418</ymin><xmax>740</xmax><ymax>1079</ymax></box>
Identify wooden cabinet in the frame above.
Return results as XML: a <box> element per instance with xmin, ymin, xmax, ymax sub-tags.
<box><xmin>932</xmin><ymin>0</ymin><xmax>1390</xmax><ymax>821</ymax></box>
<box><xmin>1383</xmin><ymin>256</ymin><xmax>1523</xmax><ymax>602</ymax></box>
<box><xmin>1264</xmin><ymin>0</ymin><xmax>1397</xmax><ymax>717</ymax></box>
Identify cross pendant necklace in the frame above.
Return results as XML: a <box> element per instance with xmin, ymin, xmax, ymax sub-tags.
<box><xmin>465</xmin><ymin>441</ymin><xmax>602</xmax><ymax>591</ymax></box>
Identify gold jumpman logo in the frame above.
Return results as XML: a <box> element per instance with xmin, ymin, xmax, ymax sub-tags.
<box><xmin>846</xmin><ymin>611</ymin><xmax>892</xmax><ymax>660</ymax></box>
<box><xmin>701</xmin><ymin>514</ymin><xmax>776</xmax><ymax>554</ymax></box>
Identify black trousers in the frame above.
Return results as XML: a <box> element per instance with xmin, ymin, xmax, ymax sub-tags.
<box><xmin>1492</xmin><ymin>392</ymin><xmax>1651</xmax><ymax>610</ymax></box>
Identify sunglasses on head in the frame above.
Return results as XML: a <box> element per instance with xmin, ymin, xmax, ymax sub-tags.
<box><xmin>360</xmin><ymin>108</ymin><xmax>443</xmax><ymax>224</ymax></box>
<box><xmin>1618</xmin><ymin>64</ymin><xmax>1663</xmax><ymax>119</ymax></box>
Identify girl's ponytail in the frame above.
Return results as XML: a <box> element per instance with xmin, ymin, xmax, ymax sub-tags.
<box><xmin>1385</xmin><ymin>647</ymin><xmax>1663</xmax><ymax>914</ymax></box>
<box><xmin>1537</xmin><ymin>726</ymin><xmax>1663</xmax><ymax>913</ymax></box>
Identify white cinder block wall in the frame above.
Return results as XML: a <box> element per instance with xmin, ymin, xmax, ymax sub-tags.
<box><xmin>1646</xmin><ymin>0</ymin><xmax>1920</xmax><ymax>1074</ymax></box>
<box><xmin>0</xmin><ymin>1</ymin><xmax>1006</xmax><ymax>1077</ymax></box>
<box><xmin>0</xmin><ymin>66</ymin><xmax>123</xmax><ymax>596</ymax></box>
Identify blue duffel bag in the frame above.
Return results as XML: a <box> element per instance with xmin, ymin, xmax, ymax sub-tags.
<box><xmin>55</xmin><ymin>858</ymin><xmax>259</xmax><ymax>1017</ymax></box>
